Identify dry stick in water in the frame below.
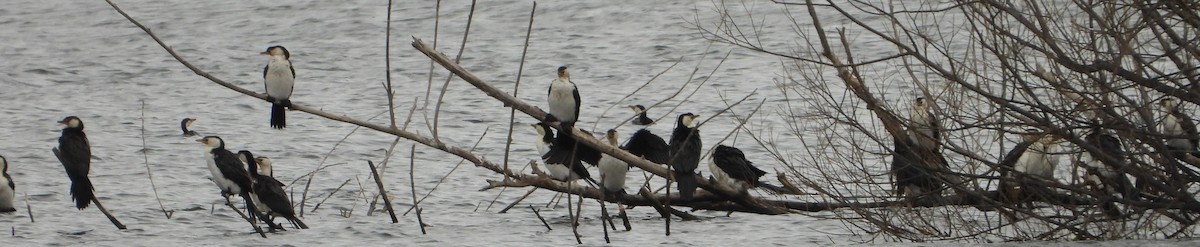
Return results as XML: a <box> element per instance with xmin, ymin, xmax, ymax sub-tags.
<box><xmin>23</xmin><ymin>193</ymin><xmax>33</xmax><ymax>223</ymax></box>
<box><xmin>140</xmin><ymin>100</ymin><xmax>173</xmax><ymax>219</ymax></box>
<box><xmin>498</xmin><ymin>188</ymin><xmax>539</xmax><ymax>213</ymax></box>
<box><xmin>409</xmin><ymin>145</ymin><xmax>428</xmax><ymax>234</ymax></box>
<box><xmin>431</xmin><ymin>0</ymin><xmax>478</xmax><ymax>140</ymax></box>
<box><xmin>368</xmin><ymin>160</ymin><xmax>399</xmax><ymax>223</ymax></box>
<box><xmin>311</xmin><ymin>178</ymin><xmax>353</xmax><ymax>213</ymax></box>
<box><xmin>530</xmin><ymin>205</ymin><xmax>551</xmax><ymax>231</ymax></box>
<box><xmin>492</xmin><ymin>0</ymin><xmax>537</xmax><ymax>212</ymax></box>
<box><xmin>423</xmin><ymin>0</ymin><xmax>442</xmax><ymax>109</ymax></box>
<box><xmin>370</xmin><ymin>99</ymin><xmax>423</xmax><ymax>211</ymax></box>
<box><xmin>407</xmin><ymin>127</ymin><xmax>490</xmax><ymax>215</ymax></box>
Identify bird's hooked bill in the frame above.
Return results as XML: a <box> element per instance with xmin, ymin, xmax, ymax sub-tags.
<box><xmin>195</xmin><ymin>138</ymin><xmax>206</xmax><ymax>143</ymax></box>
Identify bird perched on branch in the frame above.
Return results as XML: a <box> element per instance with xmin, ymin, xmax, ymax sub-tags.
<box><xmin>262</xmin><ymin>46</ymin><xmax>295</xmax><ymax>129</ymax></box>
<box><xmin>52</xmin><ymin>116</ymin><xmax>94</xmax><ymax>209</ymax></box>
<box><xmin>1159</xmin><ymin>98</ymin><xmax>1200</xmax><ymax>155</ymax></box>
<box><xmin>624</xmin><ymin>129</ymin><xmax>670</xmax><ymax>165</ymax></box>
<box><xmin>598</xmin><ymin>129</ymin><xmax>630</xmax><ymax>196</ymax></box>
<box><xmin>181</xmin><ymin>118</ymin><xmax>199</xmax><ymax>137</ymax></box>
<box><xmin>0</xmin><ymin>155</ymin><xmax>15</xmax><ymax>213</ymax></box>
<box><xmin>239</xmin><ymin>152</ymin><xmax>307</xmax><ymax>230</ymax></box>
<box><xmin>892</xmin><ymin>97</ymin><xmax>950</xmax><ymax>200</ymax></box>
<box><xmin>669</xmin><ymin>113</ymin><xmax>702</xmax><ymax>201</ymax></box>
<box><xmin>710</xmin><ymin>145</ymin><xmax>767</xmax><ymax>194</ymax></box>
<box><xmin>532</xmin><ymin>122</ymin><xmax>597</xmax><ymax>185</ymax></box>
<box><xmin>547</xmin><ymin>66</ymin><xmax>581</xmax><ymax>124</ymax></box>
<box><xmin>197</xmin><ymin>136</ymin><xmax>269</xmax><ymax>228</ymax></box>
<box><xmin>998</xmin><ymin>129</ymin><xmax>1061</xmax><ymax>205</ymax></box>
<box><xmin>628</xmin><ymin>104</ymin><xmax>654</xmax><ymax>126</ymax></box>
<box><xmin>1081</xmin><ymin>119</ymin><xmax>1134</xmax><ymax>216</ymax></box>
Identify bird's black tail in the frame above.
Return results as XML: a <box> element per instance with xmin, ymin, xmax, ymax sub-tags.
<box><xmin>71</xmin><ymin>176</ymin><xmax>94</xmax><ymax>209</ymax></box>
<box><xmin>271</xmin><ymin>103</ymin><xmax>287</xmax><ymax>129</ymax></box>
<box><xmin>676</xmin><ymin>171</ymin><xmax>697</xmax><ymax>201</ymax></box>
<box><xmin>286</xmin><ymin>216</ymin><xmax>309</xmax><ymax>229</ymax></box>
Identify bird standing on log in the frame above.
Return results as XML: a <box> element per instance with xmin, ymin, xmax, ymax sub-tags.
<box><xmin>999</xmin><ymin>130</ymin><xmax>1060</xmax><ymax>205</ymax></box>
<box><xmin>52</xmin><ymin>116</ymin><xmax>94</xmax><ymax>209</ymax></box>
<box><xmin>196</xmin><ymin>136</ymin><xmax>271</xmax><ymax>229</ymax></box>
<box><xmin>239</xmin><ymin>152</ymin><xmax>308</xmax><ymax>230</ymax></box>
<box><xmin>598</xmin><ymin>129</ymin><xmax>630</xmax><ymax>196</ymax></box>
<box><xmin>709</xmin><ymin>145</ymin><xmax>767</xmax><ymax>194</ymax></box>
<box><xmin>546</xmin><ymin>66</ymin><xmax>580</xmax><ymax>124</ymax></box>
<box><xmin>669</xmin><ymin>113</ymin><xmax>702</xmax><ymax>200</ymax></box>
<box><xmin>262</xmin><ymin>46</ymin><xmax>295</xmax><ymax>129</ymax></box>
<box><xmin>0</xmin><ymin>155</ymin><xmax>15</xmax><ymax>213</ymax></box>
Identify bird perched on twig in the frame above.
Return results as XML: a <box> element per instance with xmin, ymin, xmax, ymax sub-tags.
<box><xmin>669</xmin><ymin>113</ymin><xmax>702</xmax><ymax>201</ymax></box>
<box><xmin>262</xmin><ymin>46</ymin><xmax>295</xmax><ymax>129</ymax></box>
<box><xmin>52</xmin><ymin>116</ymin><xmax>94</xmax><ymax>209</ymax></box>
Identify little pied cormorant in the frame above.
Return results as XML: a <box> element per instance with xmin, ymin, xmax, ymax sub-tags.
<box><xmin>535</xmin><ymin>122</ymin><xmax>599</xmax><ymax>185</ymax></box>
<box><xmin>0</xmin><ymin>155</ymin><xmax>14</xmax><ymax>212</ymax></box>
<box><xmin>1082</xmin><ymin>119</ymin><xmax>1134</xmax><ymax>216</ymax></box>
<box><xmin>52</xmin><ymin>116</ymin><xmax>94</xmax><ymax>209</ymax></box>
<box><xmin>892</xmin><ymin>97</ymin><xmax>950</xmax><ymax>199</ymax></box>
<box><xmin>262</xmin><ymin>46</ymin><xmax>295</xmax><ymax>129</ymax></box>
<box><xmin>669</xmin><ymin>113</ymin><xmax>702</xmax><ymax>201</ymax></box>
<box><xmin>624</xmin><ymin>129</ymin><xmax>670</xmax><ymax>165</ymax></box>
<box><xmin>197</xmin><ymin>136</ymin><xmax>264</xmax><ymax>224</ymax></box>
<box><xmin>547</xmin><ymin>66</ymin><xmax>581</xmax><ymax>124</ymax></box>
<box><xmin>628</xmin><ymin>105</ymin><xmax>654</xmax><ymax>125</ymax></box>
<box><xmin>1159</xmin><ymin>98</ymin><xmax>1199</xmax><ymax>154</ymax></box>
<box><xmin>239</xmin><ymin>152</ymin><xmax>308</xmax><ymax>230</ymax></box>
<box><xmin>598</xmin><ymin>129</ymin><xmax>630</xmax><ymax>196</ymax></box>
<box><xmin>181</xmin><ymin>118</ymin><xmax>199</xmax><ymax>137</ymax></box>
<box><xmin>709</xmin><ymin>145</ymin><xmax>767</xmax><ymax>194</ymax></box>
<box><xmin>998</xmin><ymin>129</ymin><xmax>1060</xmax><ymax>204</ymax></box>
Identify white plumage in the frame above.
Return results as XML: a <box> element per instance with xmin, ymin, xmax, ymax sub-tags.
<box><xmin>1015</xmin><ymin>136</ymin><xmax>1058</xmax><ymax>179</ymax></box>
<box><xmin>547</xmin><ymin>66</ymin><xmax>579</xmax><ymax>123</ymax></box>
<box><xmin>598</xmin><ymin>129</ymin><xmax>629</xmax><ymax>194</ymax></box>
<box><xmin>0</xmin><ymin>155</ymin><xmax>14</xmax><ymax>212</ymax></box>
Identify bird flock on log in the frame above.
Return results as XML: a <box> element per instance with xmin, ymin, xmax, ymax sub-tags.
<box><xmin>4</xmin><ymin>42</ymin><xmax>1188</xmax><ymax>235</ymax></box>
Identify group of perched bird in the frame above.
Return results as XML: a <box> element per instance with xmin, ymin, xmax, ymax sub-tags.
<box><xmin>890</xmin><ymin>94</ymin><xmax>1200</xmax><ymax>215</ymax></box>
<box><xmin>533</xmin><ymin>66</ymin><xmax>769</xmax><ymax>203</ymax></box>
<box><xmin>0</xmin><ymin>46</ymin><xmax>305</xmax><ymax>232</ymax></box>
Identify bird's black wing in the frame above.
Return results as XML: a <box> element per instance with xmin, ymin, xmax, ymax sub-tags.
<box><xmin>669</xmin><ymin>127</ymin><xmax>702</xmax><ymax>172</ymax></box>
<box><xmin>57</xmin><ymin>132</ymin><xmax>91</xmax><ymax>179</ymax></box>
<box><xmin>289</xmin><ymin>63</ymin><xmax>296</xmax><ymax>80</ymax></box>
<box><xmin>713</xmin><ymin>146</ymin><xmax>767</xmax><ymax>183</ymax></box>
<box><xmin>262</xmin><ymin>64</ymin><xmax>270</xmax><ymax>79</ymax></box>
<box><xmin>571</xmin><ymin>83</ymin><xmax>581</xmax><ymax>123</ymax></box>
<box><xmin>213</xmin><ymin>149</ymin><xmax>254</xmax><ymax>190</ymax></box>
<box><xmin>625</xmin><ymin>129</ymin><xmax>670</xmax><ymax>164</ymax></box>
<box><xmin>997</xmin><ymin>141</ymin><xmax>1034</xmax><ymax>171</ymax></box>
<box><xmin>254</xmin><ymin>175</ymin><xmax>295</xmax><ymax>216</ymax></box>
<box><xmin>1176</xmin><ymin>111</ymin><xmax>1199</xmax><ymax>149</ymax></box>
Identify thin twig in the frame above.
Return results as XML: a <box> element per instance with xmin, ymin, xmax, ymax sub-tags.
<box><xmin>140</xmin><ymin>100</ymin><xmax>173</xmax><ymax>219</ymax></box>
<box><xmin>311</xmin><ymin>178</ymin><xmax>352</xmax><ymax>213</ymax></box>
<box><xmin>497</xmin><ymin>1</ymin><xmax>538</xmax><ymax>210</ymax></box>
<box><xmin>367</xmin><ymin>160</ymin><xmax>399</xmax><ymax>223</ymax></box>
<box><xmin>530</xmin><ymin>205</ymin><xmax>551</xmax><ymax>231</ymax></box>
<box><xmin>432</xmin><ymin>0</ymin><xmax>478</xmax><ymax>140</ymax></box>
<box><xmin>409</xmin><ymin>144</ymin><xmax>427</xmax><ymax>234</ymax></box>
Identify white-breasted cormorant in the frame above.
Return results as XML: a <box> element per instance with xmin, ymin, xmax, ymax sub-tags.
<box><xmin>262</xmin><ymin>46</ymin><xmax>295</xmax><ymax>129</ymax></box>
<box><xmin>709</xmin><ymin>145</ymin><xmax>767</xmax><ymax>194</ymax></box>
<box><xmin>197</xmin><ymin>136</ymin><xmax>266</xmax><ymax>226</ymax></box>
<box><xmin>52</xmin><ymin>116</ymin><xmax>94</xmax><ymax>209</ymax></box>
<box><xmin>669</xmin><ymin>113</ymin><xmax>702</xmax><ymax>200</ymax></box>
<box><xmin>239</xmin><ymin>152</ymin><xmax>307</xmax><ymax>230</ymax></box>
<box><xmin>999</xmin><ymin>130</ymin><xmax>1060</xmax><ymax>204</ymax></box>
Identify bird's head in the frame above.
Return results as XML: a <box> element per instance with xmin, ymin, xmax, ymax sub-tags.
<box><xmin>914</xmin><ymin>97</ymin><xmax>926</xmax><ymax>108</ymax></box>
<box><xmin>678</xmin><ymin>113</ymin><xmax>699</xmax><ymax>128</ymax></box>
<box><xmin>196</xmin><ymin>136</ymin><xmax>225</xmax><ymax>149</ymax></box>
<box><xmin>261</xmin><ymin>46</ymin><xmax>291</xmax><ymax>60</ymax></box>
<box><xmin>606</xmin><ymin>129</ymin><xmax>619</xmax><ymax>146</ymax></box>
<box><xmin>255</xmin><ymin>157</ymin><xmax>273</xmax><ymax>176</ymax></box>
<box><xmin>556</xmin><ymin>66</ymin><xmax>570</xmax><ymax>80</ymax></box>
<box><xmin>628</xmin><ymin>104</ymin><xmax>647</xmax><ymax>114</ymax></box>
<box><xmin>1159</xmin><ymin>98</ymin><xmax>1177</xmax><ymax>111</ymax></box>
<box><xmin>58</xmin><ymin>116</ymin><xmax>84</xmax><ymax>129</ymax></box>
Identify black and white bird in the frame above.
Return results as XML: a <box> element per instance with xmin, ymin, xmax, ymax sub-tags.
<box><xmin>669</xmin><ymin>113</ymin><xmax>702</xmax><ymax>200</ymax></box>
<box><xmin>598</xmin><ymin>129</ymin><xmax>629</xmax><ymax>196</ymax></box>
<box><xmin>197</xmin><ymin>136</ymin><xmax>267</xmax><ymax>226</ymax></box>
<box><xmin>52</xmin><ymin>116</ymin><xmax>94</xmax><ymax>209</ymax></box>
<box><xmin>892</xmin><ymin>97</ymin><xmax>949</xmax><ymax>198</ymax></box>
<box><xmin>624</xmin><ymin>129</ymin><xmax>670</xmax><ymax>165</ymax></box>
<box><xmin>1081</xmin><ymin>119</ymin><xmax>1134</xmax><ymax>216</ymax></box>
<box><xmin>262</xmin><ymin>46</ymin><xmax>295</xmax><ymax>129</ymax></box>
<box><xmin>908</xmin><ymin>97</ymin><xmax>941</xmax><ymax>150</ymax></box>
<box><xmin>181</xmin><ymin>118</ymin><xmax>199</xmax><ymax>137</ymax></box>
<box><xmin>998</xmin><ymin>130</ymin><xmax>1060</xmax><ymax>204</ymax></box>
<box><xmin>0</xmin><ymin>155</ymin><xmax>14</xmax><ymax>213</ymax></box>
<box><xmin>533</xmin><ymin>122</ymin><xmax>598</xmax><ymax>184</ymax></box>
<box><xmin>628</xmin><ymin>105</ymin><xmax>654</xmax><ymax>126</ymax></box>
<box><xmin>239</xmin><ymin>152</ymin><xmax>308</xmax><ymax>230</ymax></box>
<box><xmin>709</xmin><ymin>145</ymin><xmax>767</xmax><ymax>194</ymax></box>
<box><xmin>547</xmin><ymin>66</ymin><xmax>581</xmax><ymax>124</ymax></box>
<box><xmin>1159</xmin><ymin>98</ymin><xmax>1198</xmax><ymax>154</ymax></box>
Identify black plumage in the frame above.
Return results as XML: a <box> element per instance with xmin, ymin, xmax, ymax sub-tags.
<box><xmin>629</xmin><ymin>105</ymin><xmax>654</xmax><ymax>125</ymax></box>
<box><xmin>240</xmin><ymin>152</ymin><xmax>308</xmax><ymax>230</ymax></box>
<box><xmin>542</xmin><ymin>121</ymin><xmax>600</xmax><ymax>184</ymax></box>
<box><xmin>710</xmin><ymin>145</ymin><xmax>767</xmax><ymax>193</ymax></box>
<box><xmin>181</xmin><ymin>118</ymin><xmax>199</xmax><ymax>137</ymax></box>
<box><xmin>624</xmin><ymin>129</ymin><xmax>670</xmax><ymax>164</ymax></box>
<box><xmin>1083</xmin><ymin>121</ymin><xmax>1135</xmax><ymax>216</ymax></box>
<box><xmin>52</xmin><ymin>116</ymin><xmax>94</xmax><ymax>209</ymax></box>
<box><xmin>198</xmin><ymin>136</ymin><xmax>272</xmax><ymax>228</ymax></box>
<box><xmin>669</xmin><ymin>113</ymin><xmax>702</xmax><ymax>200</ymax></box>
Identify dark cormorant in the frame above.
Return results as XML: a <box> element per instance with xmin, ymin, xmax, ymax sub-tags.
<box><xmin>181</xmin><ymin>118</ymin><xmax>199</xmax><ymax>137</ymax></box>
<box><xmin>709</xmin><ymin>145</ymin><xmax>767</xmax><ymax>194</ymax></box>
<box><xmin>669</xmin><ymin>113</ymin><xmax>702</xmax><ymax>200</ymax></box>
<box><xmin>892</xmin><ymin>97</ymin><xmax>950</xmax><ymax>199</ymax></box>
<box><xmin>197</xmin><ymin>136</ymin><xmax>268</xmax><ymax>227</ymax></box>
<box><xmin>240</xmin><ymin>153</ymin><xmax>308</xmax><ymax>230</ymax></box>
<box><xmin>628</xmin><ymin>105</ymin><xmax>654</xmax><ymax>125</ymax></box>
<box><xmin>262</xmin><ymin>46</ymin><xmax>295</xmax><ymax>129</ymax></box>
<box><xmin>624</xmin><ymin>129</ymin><xmax>670</xmax><ymax>165</ymax></box>
<box><xmin>1081</xmin><ymin>119</ymin><xmax>1134</xmax><ymax>216</ymax></box>
<box><xmin>0</xmin><ymin>155</ymin><xmax>14</xmax><ymax>212</ymax></box>
<box><xmin>547</xmin><ymin>66</ymin><xmax>581</xmax><ymax>124</ymax></box>
<box><xmin>52</xmin><ymin>116</ymin><xmax>94</xmax><ymax>209</ymax></box>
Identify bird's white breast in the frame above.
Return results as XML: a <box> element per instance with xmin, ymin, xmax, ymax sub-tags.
<box><xmin>0</xmin><ymin>174</ymin><xmax>13</xmax><ymax>209</ymax></box>
<box><xmin>548</xmin><ymin>79</ymin><xmax>577</xmax><ymax>123</ymax></box>
<box><xmin>1015</xmin><ymin>142</ymin><xmax>1057</xmax><ymax>179</ymax></box>
<box><xmin>205</xmin><ymin>150</ymin><xmax>239</xmax><ymax>194</ymax></box>
<box><xmin>265</xmin><ymin>58</ymin><xmax>294</xmax><ymax>100</ymax></box>
<box><xmin>598</xmin><ymin>154</ymin><xmax>628</xmax><ymax>192</ymax></box>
